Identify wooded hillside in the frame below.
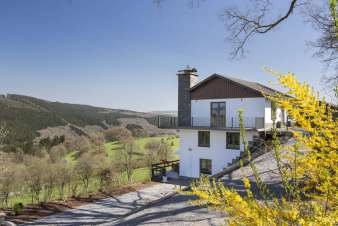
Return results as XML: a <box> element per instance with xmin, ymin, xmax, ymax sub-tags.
<box><xmin>0</xmin><ymin>94</ymin><xmax>160</xmax><ymax>149</ymax></box>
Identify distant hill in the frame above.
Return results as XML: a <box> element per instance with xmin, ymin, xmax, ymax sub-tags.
<box><xmin>0</xmin><ymin>94</ymin><xmax>163</xmax><ymax>148</ymax></box>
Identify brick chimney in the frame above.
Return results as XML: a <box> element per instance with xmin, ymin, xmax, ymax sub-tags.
<box><xmin>177</xmin><ymin>66</ymin><xmax>198</xmax><ymax>127</ymax></box>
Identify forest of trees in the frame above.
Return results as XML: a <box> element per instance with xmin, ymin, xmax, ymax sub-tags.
<box><xmin>0</xmin><ymin>94</ymin><xmax>158</xmax><ymax>153</ymax></box>
<box><xmin>0</xmin><ymin>125</ymin><xmax>177</xmax><ymax>214</ymax></box>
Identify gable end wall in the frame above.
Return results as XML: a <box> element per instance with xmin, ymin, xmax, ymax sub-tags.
<box><xmin>190</xmin><ymin>77</ymin><xmax>263</xmax><ymax>100</ymax></box>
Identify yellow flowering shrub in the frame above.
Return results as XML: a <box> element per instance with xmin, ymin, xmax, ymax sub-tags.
<box><xmin>184</xmin><ymin>71</ymin><xmax>338</xmax><ymax>225</ymax></box>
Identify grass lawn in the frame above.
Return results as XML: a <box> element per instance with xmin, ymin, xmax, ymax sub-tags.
<box><xmin>7</xmin><ymin>167</ymin><xmax>151</xmax><ymax>207</ymax></box>
<box><xmin>105</xmin><ymin>136</ymin><xmax>180</xmax><ymax>160</ymax></box>
<box><xmin>65</xmin><ymin>136</ymin><xmax>179</xmax><ymax>163</ymax></box>
<box><xmin>4</xmin><ymin>136</ymin><xmax>179</xmax><ymax>208</ymax></box>
<box><xmin>64</xmin><ymin>150</ymin><xmax>79</xmax><ymax>163</ymax></box>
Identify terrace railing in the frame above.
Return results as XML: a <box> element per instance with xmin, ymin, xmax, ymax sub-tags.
<box><xmin>151</xmin><ymin>160</ymin><xmax>179</xmax><ymax>181</ymax></box>
<box><xmin>156</xmin><ymin>116</ymin><xmax>265</xmax><ymax>129</ymax></box>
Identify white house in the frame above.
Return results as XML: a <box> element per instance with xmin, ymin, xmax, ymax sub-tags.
<box><xmin>173</xmin><ymin>67</ymin><xmax>287</xmax><ymax>178</ymax></box>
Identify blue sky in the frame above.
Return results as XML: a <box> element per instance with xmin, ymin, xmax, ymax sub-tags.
<box><xmin>0</xmin><ymin>0</ymin><xmax>325</xmax><ymax>111</ymax></box>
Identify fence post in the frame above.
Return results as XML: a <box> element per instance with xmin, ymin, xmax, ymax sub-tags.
<box><xmin>151</xmin><ymin>165</ymin><xmax>154</xmax><ymax>180</ymax></box>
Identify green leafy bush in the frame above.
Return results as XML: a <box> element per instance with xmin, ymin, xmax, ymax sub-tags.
<box><xmin>12</xmin><ymin>202</ymin><xmax>24</xmax><ymax>216</ymax></box>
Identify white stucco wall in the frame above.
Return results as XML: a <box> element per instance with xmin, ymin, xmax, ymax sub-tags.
<box><xmin>264</xmin><ymin>99</ymin><xmax>287</xmax><ymax>125</ymax></box>
<box><xmin>191</xmin><ymin>97</ymin><xmax>286</xmax><ymax>128</ymax></box>
<box><xmin>265</xmin><ymin>100</ymin><xmax>272</xmax><ymax>124</ymax></box>
<box><xmin>191</xmin><ymin>97</ymin><xmax>265</xmax><ymax>119</ymax></box>
<box><xmin>178</xmin><ymin>129</ymin><xmax>254</xmax><ymax>178</ymax></box>
<box><xmin>191</xmin><ymin>97</ymin><xmax>266</xmax><ymax>128</ymax></box>
<box><xmin>179</xmin><ymin>97</ymin><xmax>288</xmax><ymax>178</ymax></box>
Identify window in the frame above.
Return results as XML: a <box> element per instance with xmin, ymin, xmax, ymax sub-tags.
<box><xmin>198</xmin><ymin>131</ymin><xmax>210</xmax><ymax>147</ymax></box>
<box><xmin>226</xmin><ymin>132</ymin><xmax>240</xmax><ymax>150</ymax></box>
<box><xmin>200</xmin><ymin>159</ymin><xmax>212</xmax><ymax>175</ymax></box>
<box><xmin>210</xmin><ymin>102</ymin><xmax>226</xmax><ymax>127</ymax></box>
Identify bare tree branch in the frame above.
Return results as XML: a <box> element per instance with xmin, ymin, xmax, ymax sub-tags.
<box><xmin>223</xmin><ymin>0</ymin><xmax>298</xmax><ymax>59</ymax></box>
<box><xmin>304</xmin><ymin>1</ymin><xmax>338</xmax><ymax>64</ymax></box>
<box><xmin>154</xmin><ymin>0</ymin><xmax>338</xmax><ymax>88</ymax></box>
<box><xmin>302</xmin><ymin>0</ymin><xmax>338</xmax><ymax>90</ymax></box>
<box><xmin>222</xmin><ymin>0</ymin><xmax>337</xmax><ymax>89</ymax></box>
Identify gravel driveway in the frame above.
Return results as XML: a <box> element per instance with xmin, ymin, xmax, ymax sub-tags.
<box><xmin>23</xmin><ymin>183</ymin><xmax>178</xmax><ymax>226</ymax></box>
<box><xmin>111</xmin><ymin>194</ymin><xmax>226</xmax><ymax>226</ymax></box>
<box><xmin>21</xmin><ymin>182</ymin><xmax>226</xmax><ymax>226</ymax></box>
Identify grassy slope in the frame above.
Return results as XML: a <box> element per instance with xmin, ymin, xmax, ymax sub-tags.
<box><xmin>65</xmin><ymin>136</ymin><xmax>179</xmax><ymax>193</ymax></box>
<box><xmin>8</xmin><ymin>136</ymin><xmax>179</xmax><ymax>206</ymax></box>
<box><xmin>64</xmin><ymin>151</ymin><xmax>79</xmax><ymax>164</ymax></box>
<box><xmin>104</xmin><ymin>136</ymin><xmax>180</xmax><ymax>185</ymax></box>
<box><xmin>65</xmin><ymin>136</ymin><xmax>179</xmax><ymax>164</ymax></box>
<box><xmin>105</xmin><ymin>136</ymin><xmax>180</xmax><ymax>160</ymax></box>
<box><xmin>67</xmin><ymin>136</ymin><xmax>179</xmax><ymax>186</ymax></box>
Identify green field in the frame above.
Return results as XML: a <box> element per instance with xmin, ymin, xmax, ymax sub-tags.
<box><xmin>65</xmin><ymin>136</ymin><xmax>179</xmax><ymax>163</ymax></box>
<box><xmin>105</xmin><ymin>136</ymin><xmax>180</xmax><ymax>160</ymax></box>
<box><xmin>8</xmin><ymin>167</ymin><xmax>151</xmax><ymax>206</ymax></box>
<box><xmin>64</xmin><ymin>151</ymin><xmax>79</xmax><ymax>163</ymax></box>
<box><xmin>5</xmin><ymin>136</ymin><xmax>179</xmax><ymax>207</ymax></box>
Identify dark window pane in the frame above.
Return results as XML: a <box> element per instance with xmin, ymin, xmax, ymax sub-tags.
<box><xmin>198</xmin><ymin>131</ymin><xmax>210</xmax><ymax>147</ymax></box>
<box><xmin>219</xmin><ymin>103</ymin><xmax>225</xmax><ymax>113</ymax></box>
<box><xmin>226</xmin><ymin>132</ymin><xmax>240</xmax><ymax>150</ymax></box>
<box><xmin>211</xmin><ymin>102</ymin><xmax>218</xmax><ymax>110</ymax></box>
<box><xmin>200</xmin><ymin>159</ymin><xmax>212</xmax><ymax>175</ymax></box>
<box><xmin>210</xmin><ymin>102</ymin><xmax>226</xmax><ymax>128</ymax></box>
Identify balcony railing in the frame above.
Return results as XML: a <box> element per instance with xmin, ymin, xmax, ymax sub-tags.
<box><xmin>156</xmin><ymin>116</ymin><xmax>264</xmax><ymax>129</ymax></box>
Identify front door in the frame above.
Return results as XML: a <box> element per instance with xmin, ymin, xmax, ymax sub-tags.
<box><xmin>200</xmin><ymin>159</ymin><xmax>212</xmax><ymax>176</ymax></box>
<box><xmin>211</xmin><ymin>102</ymin><xmax>226</xmax><ymax>127</ymax></box>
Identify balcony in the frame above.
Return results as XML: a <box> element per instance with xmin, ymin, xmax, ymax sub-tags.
<box><xmin>156</xmin><ymin>116</ymin><xmax>265</xmax><ymax>130</ymax></box>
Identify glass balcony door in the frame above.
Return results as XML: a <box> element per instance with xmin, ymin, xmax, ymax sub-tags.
<box><xmin>210</xmin><ymin>102</ymin><xmax>226</xmax><ymax>128</ymax></box>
